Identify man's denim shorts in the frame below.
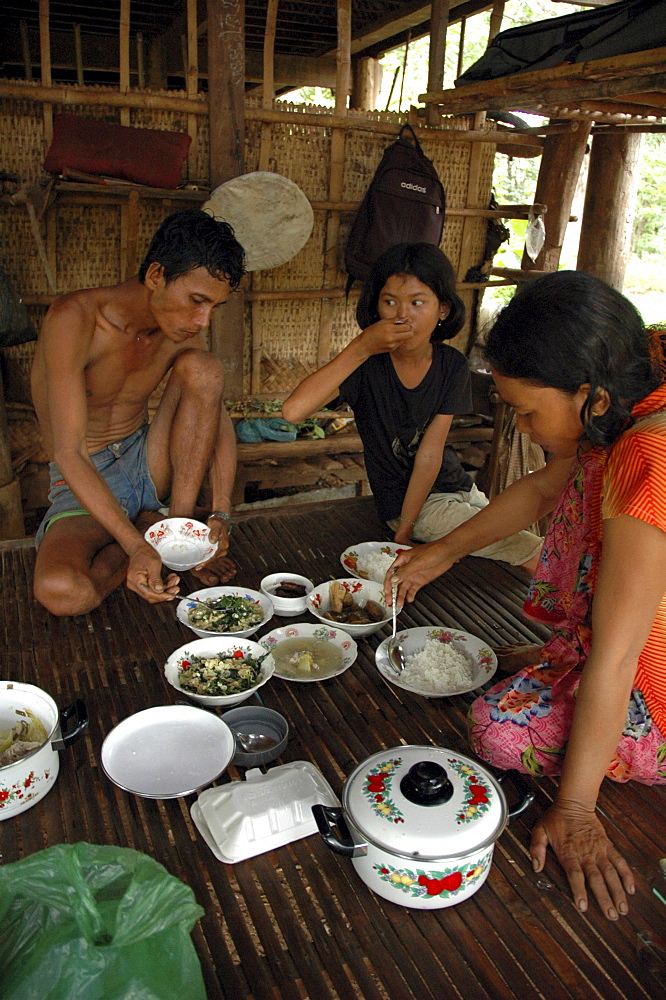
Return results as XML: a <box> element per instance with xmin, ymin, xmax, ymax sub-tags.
<box><xmin>35</xmin><ymin>425</ymin><xmax>162</xmax><ymax>548</ymax></box>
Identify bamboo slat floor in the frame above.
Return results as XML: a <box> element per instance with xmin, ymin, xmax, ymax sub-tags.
<box><xmin>1</xmin><ymin>496</ymin><xmax>665</xmax><ymax>1000</ymax></box>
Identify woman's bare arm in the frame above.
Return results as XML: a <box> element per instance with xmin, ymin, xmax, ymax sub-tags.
<box><xmin>531</xmin><ymin>512</ymin><xmax>666</xmax><ymax>919</ymax></box>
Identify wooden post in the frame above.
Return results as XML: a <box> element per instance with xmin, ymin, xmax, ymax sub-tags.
<box><xmin>251</xmin><ymin>0</ymin><xmax>279</xmax><ymax>393</ymax></box>
<box><xmin>0</xmin><ymin>366</ymin><xmax>25</xmax><ymax>539</ymax></box>
<box><xmin>521</xmin><ymin>122</ymin><xmax>591</xmax><ymax>272</ymax></box>
<box><xmin>39</xmin><ymin>0</ymin><xmax>53</xmax><ymax>146</ymax></box>
<box><xmin>456</xmin><ymin>18</ymin><xmax>466</xmax><ymax>80</ymax></box>
<box><xmin>20</xmin><ymin>21</ymin><xmax>33</xmax><ymax>80</ymax></box>
<box><xmin>455</xmin><ymin>111</ymin><xmax>487</xmax><ymax>352</ymax></box>
<box><xmin>577</xmin><ymin>132</ymin><xmax>643</xmax><ymax>290</ymax></box>
<box><xmin>186</xmin><ymin>0</ymin><xmax>199</xmax><ymax>181</ymax></box>
<box><xmin>136</xmin><ymin>32</ymin><xmax>145</xmax><ymax>88</ymax></box>
<box><xmin>207</xmin><ymin>0</ymin><xmax>245</xmax><ymax>397</ymax></box>
<box><xmin>147</xmin><ymin>35</ymin><xmax>164</xmax><ymax>89</ymax></box>
<box><xmin>427</xmin><ymin>0</ymin><xmax>450</xmax><ymax>126</ymax></box>
<box><xmin>119</xmin><ymin>0</ymin><xmax>130</xmax><ymax>126</ymax></box>
<box><xmin>488</xmin><ymin>1</ymin><xmax>505</xmax><ymax>43</ymax></box>
<box><xmin>350</xmin><ymin>56</ymin><xmax>381</xmax><ymax>111</ymax></box>
<box><xmin>73</xmin><ymin>24</ymin><xmax>84</xmax><ymax>85</ymax></box>
<box><xmin>317</xmin><ymin>0</ymin><xmax>350</xmax><ymax>368</ymax></box>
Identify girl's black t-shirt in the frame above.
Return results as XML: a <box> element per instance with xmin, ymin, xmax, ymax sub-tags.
<box><xmin>334</xmin><ymin>344</ymin><xmax>474</xmax><ymax>521</ymax></box>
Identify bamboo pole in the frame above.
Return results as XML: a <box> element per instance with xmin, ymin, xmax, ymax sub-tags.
<box><xmin>455</xmin><ymin>110</ymin><xmax>487</xmax><ymax>351</ymax></box>
<box><xmin>119</xmin><ymin>0</ymin><xmax>130</xmax><ymax>125</ymax></box>
<box><xmin>38</xmin><ymin>0</ymin><xmax>53</xmax><ymax>146</ymax></box>
<box><xmin>186</xmin><ymin>0</ymin><xmax>199</xmax><ymax>181</ymax></box>
<box><xmin>317</xmin><ymin>0</ymin><xmax>351</xmax><ymax>369</ymax></box>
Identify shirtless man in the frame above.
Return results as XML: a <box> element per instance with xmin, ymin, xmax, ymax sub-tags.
<box><xmin>31</xmin><ymin>208</ymin><xmax>245</xmax><ymax>616</ymax></box>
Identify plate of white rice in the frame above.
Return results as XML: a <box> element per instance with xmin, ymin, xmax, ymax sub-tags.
<box><xmin>374</xmin><ymin>626</ymin><xmax>497</xmax><ymax>697</ymax></box>
<box><xmin>340</xmin><ymin>541</ymin><xmax>412</xmax><ymax>583</ymax></box>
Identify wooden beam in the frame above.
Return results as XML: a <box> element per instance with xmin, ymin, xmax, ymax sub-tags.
<box><xmin>487</xmin><ymin>0</ymin><xmax>505</xmax><ymax>43</ymax></box>
<box><xmin>577</xmin><ymin>131</ymin><xmax>643</xmax><ymax>290</ymax></box>
<box><xmin>73</xmin><ymin>23</ymin><xmax>83</xmax><ymax>85</ymax></box>
<box><xmin>136</xmin><ymin>31</ymin><xmax>145</xmax><ymax>88</ymax></box>
<box><xmin>207</xmin><ymin>0</ymin><xmax>245</xmax><ymax>397</ymax></box>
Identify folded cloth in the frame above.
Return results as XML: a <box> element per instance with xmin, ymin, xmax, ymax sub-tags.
<box><xmin>235</xmin><ymin>418</ymin><xmax>298</xmax><ymax>443</ymax></box>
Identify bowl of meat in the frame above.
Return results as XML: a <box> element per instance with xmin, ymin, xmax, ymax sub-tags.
<box><xmin>306</xmin><ymin>578</ymin><xmax>395</xmax><ymax>638</ymax></box>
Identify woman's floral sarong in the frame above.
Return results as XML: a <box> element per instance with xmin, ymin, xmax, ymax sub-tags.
<box><xmin>469</xmin><ymin>450</ymin><xmax>666</xmax><ymax>785</ymax></box>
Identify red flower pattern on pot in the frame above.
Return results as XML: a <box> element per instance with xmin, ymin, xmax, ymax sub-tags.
<box><xmin>446</xmin><ymin>758</ymin><xmax>493</xmax><ymax>824</ymax></box>
<box><xmin>373</xmin><ymin>852</ymin><xmax>492</xmax><ymax>900</ymax></box>
<box><xmin>362</xmin><ymin>758</ymin><xmax>404</xmax><ymax>823</ymax></box>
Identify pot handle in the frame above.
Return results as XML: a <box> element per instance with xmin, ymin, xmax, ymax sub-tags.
<box><xmin>51</xmin><ymin>700</ymin><xmax>89</xmax><ymax>751</ymax></box>
<box><xmin>312</xmin><ymin>804</ymin><xmax>368</xmax><ymax>858</ymax></box>
<box><xmin>498</xmin><ymin>769</ymin><xmax>535</xmax><ymax>820</ymax></box>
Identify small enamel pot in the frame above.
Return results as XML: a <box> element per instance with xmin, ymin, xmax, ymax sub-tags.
<box><xmin>313</xmin><ymin>745</ymin><xmax>534</xmax><ymax>909</ymax></box>
<box><xmin>0</xmin><ymin>681</ymin><xmax>88</xmax><ymax>820</ymax></box>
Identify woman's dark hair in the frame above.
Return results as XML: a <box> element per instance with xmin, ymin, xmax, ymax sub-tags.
<box><xmin>138</xmin><ymin>209</ymin><xmax>246</xmax><ymax>288</ymax></box>
<box><xmin>356</xmin><ymin>243</ymin><xmax>465</xmax><ymax>342</ymax></box>
<box><xmin>484</xmin><ymin>270</ymin><xmax>660</xmax><ymax>447</ymax></box>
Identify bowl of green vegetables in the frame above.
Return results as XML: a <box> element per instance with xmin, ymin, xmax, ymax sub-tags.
<box><xmin>164</xmin><ymin>636</ymin><xmax>275</xmax><ymax>706</ymax></box>
<box><xmin>176</xmin><ymin>586</ymin><xmax>274</xmax><ymax>639</ymax></box>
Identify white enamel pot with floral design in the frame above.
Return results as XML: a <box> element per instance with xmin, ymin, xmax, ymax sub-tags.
<box><xmin>313</xmin><ymin>745</ymin><xmax>534</xmax><ymax>909</ymax></box>
<box><xmin>0</xmin><ymin>681</ymin><xmax>88</xmax><ymax>820</ymax></box>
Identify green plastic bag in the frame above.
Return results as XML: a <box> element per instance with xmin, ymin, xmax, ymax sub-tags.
<box><xmin>0</xmin><ymin>842</ymin><xmax>207</xmax><ymax>1000</ymax></box>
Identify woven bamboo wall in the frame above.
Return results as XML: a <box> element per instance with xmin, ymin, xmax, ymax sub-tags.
<box><xmin>0</xmin><ymin>89</ymin><xmax>494</xmax><ymax>406</ymax></box>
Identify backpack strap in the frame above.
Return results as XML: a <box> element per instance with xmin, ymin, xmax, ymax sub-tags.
<box><xmin>397</xmin><ymin>122</ymin><xmax>424</xmax><ymax>155</ymax></box>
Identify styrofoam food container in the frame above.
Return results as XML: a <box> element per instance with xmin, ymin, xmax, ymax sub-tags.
<box><xmin>144</xmin><ymin>517</ymin><xmax>217</xmax><ymax>571</ymax></box>
<box><xmin>191</xmin><ymin>760</ymin><xmax>339</xmax><ymax>863</ymax></box>
<box><xmin>260</xmin><ymin>573</ymin><xmax>314</xmax><ymax>617</ymax></box>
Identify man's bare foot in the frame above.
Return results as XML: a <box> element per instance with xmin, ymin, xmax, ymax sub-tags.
<box><xmin>190</xmin><ymin>555</ymin><xmax>237</xmax><ymax>587</ymax></box>
<box><xmin>492</xmin><ymin>642</ymin><xmax>543</xmax><ymax>674</ymax></box>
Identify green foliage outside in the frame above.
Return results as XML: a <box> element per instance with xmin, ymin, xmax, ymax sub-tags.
<box><xmin>284</xmin><ymin>1</ymin><xmax>666</xmax><ymax>325</ymax></box>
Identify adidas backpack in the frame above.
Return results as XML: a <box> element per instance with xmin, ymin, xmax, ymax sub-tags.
<box><xmin>344</xmin><ymin>123</ymin><xmax>446</xmax><ymax>291</ymax></box>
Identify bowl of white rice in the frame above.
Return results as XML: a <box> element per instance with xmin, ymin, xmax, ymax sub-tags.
<box><xmin>340</xmin><ymin>541</ymin><xmax>412</xmax><ymax>583</ymax></box>
<box><xmin>375</xmin><ymin>626</ymin><xmax>497</xmax><ymax>697</ymax></box>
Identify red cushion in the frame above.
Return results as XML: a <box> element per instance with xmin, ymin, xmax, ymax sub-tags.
<box><xmin>44</xmin><ymin>114</ymin><xmax>191</xmax><ymax>189</ymax></box>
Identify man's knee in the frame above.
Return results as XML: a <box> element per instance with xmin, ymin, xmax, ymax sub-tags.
<box><xmin>34</xmin><ymin>565</ymin><xmax>102</xmax><ymax>617</ymax></box>
<box><xmin>171</xmin><ymin>349</ymin><xmax>225</xmax><ymax>399</ymax></box>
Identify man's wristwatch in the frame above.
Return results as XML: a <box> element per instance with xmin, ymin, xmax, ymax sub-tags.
<box><xmin>209</xmin><ymin>510</ymin><xmax>232</xmax><ymax>534</ymax></box>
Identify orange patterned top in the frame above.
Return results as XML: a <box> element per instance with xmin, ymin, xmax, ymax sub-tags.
<box><xmin>601</xmin><ymin>382</ymin><xmax>666</xmax><ymax>734</ymax></box>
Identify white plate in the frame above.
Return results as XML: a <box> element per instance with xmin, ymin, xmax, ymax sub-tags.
<box><xmin>340</xmin><ymin>541</ymin><xmax>412</xmax><ymax>582</ymax></box>
<box><xmin>375</xmin><ymin>626</ymin><xmax>497</xmax><ymax>698</ymax></box>
<box><xmin>101</xmin><ymin>705</ymin><xmax>235</xmax><ymax>798</ymax></box>
<box><xmin>176</xmin><ymin>586</ymin><xmax>274</xmax><ymax>639</ymax></box>
<box><xmin>258</xmin><ymin>623</ymin><xmax>357</xmax><ymax>682</ymax></box>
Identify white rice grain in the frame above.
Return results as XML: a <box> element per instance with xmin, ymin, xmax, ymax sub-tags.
<box><xmin>402</xmin><ymin>638</ymin><xmax>474</xmax><ymax>692</ymax></box>
<box><xmin>356</xmin><ymin>551</ymin><xmax>396</xmax><ymax>583</ymax></box>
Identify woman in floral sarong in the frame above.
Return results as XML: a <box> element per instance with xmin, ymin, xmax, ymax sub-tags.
<box><xmin>387</xmin><ymin>271</ymin><xmax>666</xmax><ymax>922</ymax></box>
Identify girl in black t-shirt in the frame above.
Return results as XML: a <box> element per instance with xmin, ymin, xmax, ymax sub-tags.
<box><xmin>282</xmin><ymin>243</ymin><xmax>541</xmax><ymax>572</ymax></box>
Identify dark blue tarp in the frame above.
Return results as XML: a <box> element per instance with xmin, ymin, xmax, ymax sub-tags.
<box><xmin>455</xmin><ymin>0</ymin><xmax>666</xmax><ymax>86</ymax></box>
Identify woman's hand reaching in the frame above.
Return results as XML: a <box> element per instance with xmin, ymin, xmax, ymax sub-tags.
<box><xmin>384</xmin><ymin>538</ymin><xmax>455</xmax><ymax>605</ymax></box>
<box><xmin>530</xmin><ymin>799</ymin><xmax>635</xmax><ymax>919</ymax></box>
